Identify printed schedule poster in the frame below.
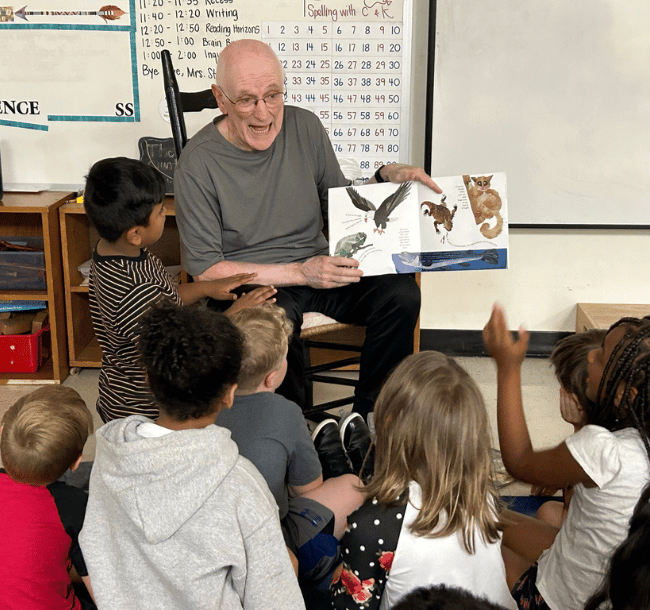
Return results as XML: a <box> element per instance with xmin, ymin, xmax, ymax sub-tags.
<box><xmin>0</xmin><ymin>0</ymin><xmax>412</xmax><ymax>187</ymax></box>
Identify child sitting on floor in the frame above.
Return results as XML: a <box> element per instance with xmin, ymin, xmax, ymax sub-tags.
<box><xmin>584</xmin><ymin>481</ymin><xmax>650</xmax><ymax>610</ymax></box>
<box><xmin>216</xmin><ymin>303</ymin><xmax>366</xmax><ymax>587</ymax></box>
<box><xmin>330</xmin><ymin>351</ymin><xmax>516</xmax><ymax>610</ymax></box>
<box><xmin>0</xmin><ymin>386</ymin><xmax>95</xmax><ymax>609</ymax></box>
<box><xmin>483</xmin><ymin>305</ymin><xmax>650</xmax><ymax>610</ymax></box>
<box><xmin>80</xmin><ymin>301</ymin><xmax>303</xmax><ymax>610</ymax></box>
<box><xmin>84</xmin><ymin>156</ymin><xmax>275</xmax><ymax>422</ymax></box>
<box><xmin>534</xmin><ymin>329</ymin><xmax>606</xmax><ymax>527</ymax></box>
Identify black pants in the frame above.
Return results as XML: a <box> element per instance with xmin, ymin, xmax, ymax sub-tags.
<box><xmin>274</xmin><ymin>274</ymin><xmax>420</xmax><ymax>418</ymax></box>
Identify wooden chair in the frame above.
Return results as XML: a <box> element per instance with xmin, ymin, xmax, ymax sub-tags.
<box><xmin>161</xmin><ymin>49</ymin><xmax>418</xmax><ymax>418</ymax></box>
<box><xmin>161</xmin><ymin>49</ymin><xmax>217</xmax><ymax>159</ymax></box>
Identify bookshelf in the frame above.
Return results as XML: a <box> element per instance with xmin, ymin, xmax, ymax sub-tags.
<box><xmin>0</xmin><ymin>192</ymin><xmax>72</xmax><ymax>384</ymax></box>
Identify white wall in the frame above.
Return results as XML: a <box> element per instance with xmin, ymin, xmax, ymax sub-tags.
<box><xmin>420</xmin><ymin>229</ymin><xmax>648</xmax><ymax>332</ymax></box>
<box><xmin>409</xmin><ymin>0</ymin><xmax>649</xmax><ymax>333</ymax></box>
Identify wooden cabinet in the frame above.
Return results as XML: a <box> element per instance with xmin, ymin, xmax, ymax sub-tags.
<box><xmin>0</xmin><ymin>192</ymin><xmax>72</xmax><ymax>384</ymax></box>
<box><xmin>59</xmin><ymin>197</ymin><xmax>182</xmax><ymax>368</ymax></box>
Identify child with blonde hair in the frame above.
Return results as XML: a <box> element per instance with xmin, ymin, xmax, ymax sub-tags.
<box><xmin>483</xmin><ymin>305</ymin><xmax>650</xmax><ymax>610</ymax></box>
<box><xmin>330</xmin><ymin>351</ymin><xmax>515</xmax><ymax>610</ymax></box>
<box><xmin>0</xmin><ymin>386</ymin><xmax>95</xmax><ymax>609</ymax></box>
<box><xmin>217</xmin><ymin>303</ymin><xmax>366</xmax><ymax>588</ymax></box>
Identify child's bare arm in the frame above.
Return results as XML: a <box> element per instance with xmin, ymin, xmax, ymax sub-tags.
<box><xmin>483</xmin><ymin>304</ymin><xmax>594</xmax><ymax>489</ymax></box>
<box><xmin>287</xmin><ymin>547</ymin><xmax>299</xmax><ymax>576</ymax></box>
<box><xmin>176</xmin><ymin>272</ymin><xmax>257</xmax><ymax>305</ymax></box>
<box><xmin>288</xmin><ymin>475</ymin><xmax>323</xmax><ymax>498</ymax></box>
<box><xmin>81</xmin><ymin>575</ymin><xmax>95</xmax><ymax>602</ymax></box>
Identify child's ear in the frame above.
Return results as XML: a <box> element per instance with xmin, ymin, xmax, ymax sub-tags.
<box><xmin>70</xmin><ymin>454</ymin><xmax>83</xmax><ymax>472</ymax></box>
<box><xmin>569</xmin><ymin>393</ymin><xmax>585</xmax><ymax>413</ymax></box>
<box><xmin>222</xmin><ymin>384</ymin><xmax>237</xmax><ymax>409</ymax></box>
<box><xmin>263</xmin><ymin>370</ymin><xmax>277</xmax><ymax>390</ymax></box>
<box><xmin>125</xmin><ymin>225</ymin><xmax>143</xmax><ymax>247</ymax></box>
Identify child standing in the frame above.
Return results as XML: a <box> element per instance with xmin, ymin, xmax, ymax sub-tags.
<box><xmin>80</xmin><ymin>301</ymin><xmax>303</xmax><ymax>609</ymax></box>
<box><xmin>330</xmin><ymin>351</ymin><xmax>516</xmax><ymax>610</ymax></box>
<box><xmin>0</xmin><ymin>387</ymin><xmax>95</xmax><ymax>610</ymax></box>
<box><xmin>84</xmin><ymin>157</ymin><xmax>275</xmax><ymax>422</ymax></box>
<box><xmin>216</xmin><ymin>304</ymin><xmax>366</xmax><ymax>586</ymax></box>
<box><xmin>483</xmin><ymin>305</ymin><xmax>650</xmax><ymax>610</ymax></box>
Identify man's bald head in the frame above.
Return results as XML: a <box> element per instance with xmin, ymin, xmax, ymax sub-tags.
<box><xmin>216</xmin><ymin>39</ymin><xmax>283</xmax><ymax>88</ymax></box>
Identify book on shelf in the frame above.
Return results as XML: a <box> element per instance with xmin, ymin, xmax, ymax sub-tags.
<box><xmin>0</xmin><ymin>300</ymin><xmax>47</xmax><ymax>313</ymax></box>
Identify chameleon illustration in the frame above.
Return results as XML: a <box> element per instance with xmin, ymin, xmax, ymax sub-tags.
<box><xmin>333</xmin><ymin>232</ymin><xmax>371</xmax><ymax>258</ymax></box>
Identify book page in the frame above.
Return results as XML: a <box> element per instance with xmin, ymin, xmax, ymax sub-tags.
<box><xmin>328</xmin><ymin>172</ymin><xmax>508</xmax><ymax>275</ymax></box>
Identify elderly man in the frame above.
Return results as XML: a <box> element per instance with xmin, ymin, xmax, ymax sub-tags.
<box><xmin>174</xmin><ymin>39</ymin><xmax>440</xmax><ymax>419</ymax></box>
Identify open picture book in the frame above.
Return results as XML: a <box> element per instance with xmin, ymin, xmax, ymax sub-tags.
<box><xmin>328</xmin><ymin>173</ymin><xmax>508</xmax><ymax>276</ymax></box>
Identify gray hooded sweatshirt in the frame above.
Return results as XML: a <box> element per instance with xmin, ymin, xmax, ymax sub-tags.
<box><xmin>80</xmin><ymin>416</ymin><xmax>305</xmax><ymax>610</ymax></box>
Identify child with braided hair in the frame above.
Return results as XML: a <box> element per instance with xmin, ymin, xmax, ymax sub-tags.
<box><xmin>584</xmin><ymin>481</ymin><xmax>650</xmax><ymax>610</ymax></box>
<box><xmin>483</xmin><ymin>306</ymin><xmax>650</xmax><ymax>610</ymax></box>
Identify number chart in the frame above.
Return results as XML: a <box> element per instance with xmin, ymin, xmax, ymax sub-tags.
<box><xmin>263</xmin><ymin>21</ymin><xmax>404</xmax><ymax>176</ymax></box>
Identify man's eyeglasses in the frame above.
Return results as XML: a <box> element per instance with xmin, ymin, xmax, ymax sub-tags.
<box><xmin>219</xmin><ymin>87</ymin><xmax>286</xmax><ymax>113</ymax></box>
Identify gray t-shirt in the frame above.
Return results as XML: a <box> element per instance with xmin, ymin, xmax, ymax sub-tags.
<box><xmin>215</xmin><ymin>392</ymin><xmax>322</xmax><ymax>520</ymax></box>
<box><xmin>174</xmin><ymin>106</ymin><xmax>348</xmax><ymax>276</ymax></box>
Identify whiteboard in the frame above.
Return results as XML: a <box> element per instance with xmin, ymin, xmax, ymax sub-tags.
<box><xmin>427</xmin><ymin>0</ymin><xmax>650</xmax><ymax>227</ymax></box>
<box><xmin>0</xmin><ymin>0</ymin><xmax>411</xmax><ymax>189</ymax></box>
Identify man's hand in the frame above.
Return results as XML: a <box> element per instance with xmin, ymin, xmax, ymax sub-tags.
<box><xmin>202</xmin><ymin>273</ymin><xmax>257</xmax><ymax>301</ymax></box>
<box><xmin>224</xmin><ymin>285</ymin><xmax>277</xmax><ymax>316</ymax></box>
<box><xmin>482</xmin><ymin>303</ymin><xmax>529</xmax><ymax>369</ymax></box>
<box><xmin>377</xmin><ymin>163</ymin><xmax>443</xmax><ymax>194</ymax></box>
<box><xmin>300</xmin><ymin>256</ymin><xmax>363</xmax><ymax>289</ymax></box>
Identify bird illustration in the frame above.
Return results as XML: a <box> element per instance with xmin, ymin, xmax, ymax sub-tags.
<box><xmin>345</xmin><ymin>182</ymin><xmax>411</xmax><ymax>234</ymax></box>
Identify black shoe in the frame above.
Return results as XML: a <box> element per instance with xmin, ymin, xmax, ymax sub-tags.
<box><xmin>312</xmin><ymin>419</ymin><xmax>353</xmax><ymax>480</ymax></box>
<box><xmin>340</xmin><ymin>412</ymin><xmax>374</xmax><ymax>482</ymax></box>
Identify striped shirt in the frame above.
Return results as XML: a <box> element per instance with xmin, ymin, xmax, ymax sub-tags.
<box><xmin>89</xmin><ymin>248</ymin><xmax>182</xmax><ymax>422</ymax></box>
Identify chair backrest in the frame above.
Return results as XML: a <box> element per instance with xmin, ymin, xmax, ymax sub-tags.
<box><xmin>161</xmin><ymin>49</ymin><xmax>218</xmax><ymax>159</ymax></box>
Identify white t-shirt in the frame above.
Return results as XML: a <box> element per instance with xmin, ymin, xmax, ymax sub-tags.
<box><xmin>380</xmin><ymin>481</ymin><xmax>516</xmax><ymax>610</ymax></box>
<box><xmin>135</xmin><ymin>420</ymin><xmax>172</xmax><ymax>438</ymax></box>
<box><xmin>537</xmin><ymin>425</ymin><xmax>649</xmax><ymax>610</ymax></box>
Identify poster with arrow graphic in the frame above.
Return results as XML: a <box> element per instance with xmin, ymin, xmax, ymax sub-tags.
<box><xmin>328</xmin><ymin>172</ymin><xmax>508</xmax><ymax>275</ymax></box>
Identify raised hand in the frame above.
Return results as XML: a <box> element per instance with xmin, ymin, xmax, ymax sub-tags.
<box><xmin>482</xmin><ymin>303</ymin><xmax>529</xmax><ymax>369</ymax></box>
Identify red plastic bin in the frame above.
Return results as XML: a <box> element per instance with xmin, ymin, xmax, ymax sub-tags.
<box><xmin>0</xmin><ymin>325</ymin><xmax>50</xmax><ymax>373</ymax></box>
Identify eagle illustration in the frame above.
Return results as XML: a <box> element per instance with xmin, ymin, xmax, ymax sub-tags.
<box><xmin>345</xmin><ymin>181</ymin><xmax>411</xmax><ymax>234</ymax></box>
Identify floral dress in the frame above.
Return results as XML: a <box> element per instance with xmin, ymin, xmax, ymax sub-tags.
<box><xmin>330</xmin><ymin>494</ymin><xmax>407</xmax><ymax>609</ymax></box>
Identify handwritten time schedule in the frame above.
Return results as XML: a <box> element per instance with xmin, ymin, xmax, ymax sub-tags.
<box><xmin>263</xmin><ymin>20</ymin><xmax>404</xmax><ymax>175</ymax></box>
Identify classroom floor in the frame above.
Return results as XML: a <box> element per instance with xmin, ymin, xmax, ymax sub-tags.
<box><xmin>0</xmin><ymin>356</ymin><xmax>572</xmax><ymax>495</ymax></box>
